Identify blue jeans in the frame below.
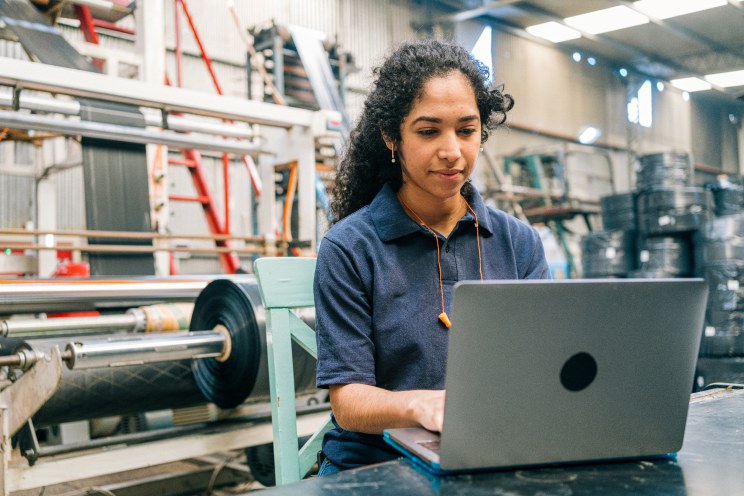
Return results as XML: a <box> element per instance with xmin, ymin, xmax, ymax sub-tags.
<box><xmin>317</xmin><ymin>458</ymin><xmax>342</xmax><ymax>477</ymax></box>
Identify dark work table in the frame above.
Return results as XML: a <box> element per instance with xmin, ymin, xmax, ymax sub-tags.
<box><xmin>256</xmin><ymin>388</ymin><xmax>744</xmax><ymax>495</ymax></box>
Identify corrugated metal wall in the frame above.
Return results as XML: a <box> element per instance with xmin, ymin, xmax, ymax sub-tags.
<box><xmin>1</xmin><ymin>40</ymin><xmax>35</xmax><ymax>230</ymax></box>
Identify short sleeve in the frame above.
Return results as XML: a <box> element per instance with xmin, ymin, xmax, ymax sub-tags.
<box><xmin>522</xmin><ymin>225</ymin><xmax>551</xmax><ymax>280</ymax></box>
<box><xmin>314</xmin><ymin>237</ymin><xmax>378</xmax><ymax>388</ymax></box>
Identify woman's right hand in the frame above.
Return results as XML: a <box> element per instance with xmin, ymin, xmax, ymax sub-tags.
<box><xmin>407</xmin><ymin>389</ymin><xmax>446</xmax><ymax>432</ymax></box>
<box><xmin>329</xmin><ymin>384</ymin><xmax>446</xmax><ymax>434</ymax></box>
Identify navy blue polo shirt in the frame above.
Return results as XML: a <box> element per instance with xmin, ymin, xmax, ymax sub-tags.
<box><xmin>314</xmin><ymin>183</ymin><xmax>550</xmax><ymax>470</ymax></box>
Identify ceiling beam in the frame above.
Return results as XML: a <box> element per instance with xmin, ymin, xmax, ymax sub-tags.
<box><xmin>433</xmin><ymin>0</ymin><xmax>523</xmax><ymax>23</ymax></box>
<box><xmin>502</xmin><ymin>2</ymin><xmax>732</xmax><ymax>94</ymax></box>
<box><xmin>611</xmin><ymin>0</ymin><xmax>744</xmax><ymax>74</ymax></box>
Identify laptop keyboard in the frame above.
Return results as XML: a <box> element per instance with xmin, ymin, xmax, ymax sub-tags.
<box><xmin>417</xmin><ymin>439</ymin><xmax>441</xmax><ymax>454</ymax></box>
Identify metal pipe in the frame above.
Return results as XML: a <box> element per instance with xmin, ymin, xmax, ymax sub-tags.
<box><xmin>0</xmin><ymin>280</ymin><xmax>209</xmax><ymax>314</ymax></box>
<box><xmin>63</xmin><ymin>330</ymin><xmax>228</xmax><ymax>369</ymax></box>
<box><xmin>0</xmin><ymin>90</ymin><xmax>80</xmax><ymax>115</ymax></box>
<box><xmin>158</xmin><ymin>115</ymin><xmax>256</xmax><ymax>140</ymax></box>
<box><xmin>0</xmin><ymin>348</ymin><xmax>46</xmax><ymax>370</ymax></box>
<box><xmin>0</xmin><ymin>226</ymin><xmax>268</xmax><ymax>243</ymax></box>
<box><xmin>1</xmin><ymin>313</ymin><xmax>142</xmax><ymax>338</ymax></box>
<box><xmin>0</xmin><ymin>90</ymin><xmax>258</xmax><ymax>139</ymax></box>
<box><xmin>73</xmin><ymin>0</ymin><xmax>132</xmax><ymax>14</ymax></box>
<box><xmin>0</xmin><ymin>110</ymin><xmax>261</xmax><ymax>156</ymax></box>
<box><xmin>0</xmin><ymin>57</ymin><xmax>316</xmax><ymax>127</ymax></box>
<box><xmin>4</xmin><ymin>242</ymin><xmax>268</xmax><ymax>255</ymax></box>
<box><xmin>2</xmin><ymin>303</ymin><xmax>193</xmax><ymax>337</ymax></box>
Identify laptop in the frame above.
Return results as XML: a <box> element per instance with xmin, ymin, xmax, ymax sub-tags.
<box><xmin>384</xmin><ymin>278</ymin><xmax>708</xmax><ymax>475</ymax></box>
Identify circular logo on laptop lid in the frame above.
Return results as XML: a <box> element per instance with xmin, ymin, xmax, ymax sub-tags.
<box><xmin>560</xmin><ymin>352</ymin><xmax>598</xmax><ymax>392</ymax></box>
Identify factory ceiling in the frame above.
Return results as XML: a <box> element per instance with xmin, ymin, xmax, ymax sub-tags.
<box><xmin>424</xmin><ymin>0</ymin><xmax>744</xmax><ymax>102</ymax></box>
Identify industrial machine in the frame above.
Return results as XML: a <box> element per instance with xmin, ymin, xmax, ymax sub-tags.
<box><xmin>0</xmin><ymin>277</ymin><xmax>327</xmax><ymax>494</ymax></box>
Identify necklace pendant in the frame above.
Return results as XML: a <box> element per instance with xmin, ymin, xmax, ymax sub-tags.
<box><xmin>438</xmin><ymin>312</ymin><xmax>452</xmax><ymax>329</ymax></box>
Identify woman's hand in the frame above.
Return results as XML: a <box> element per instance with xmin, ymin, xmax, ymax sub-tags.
<box><xmin>407</xmin><ymin>389</ymin><xmax>446</xmax><ymax>432</ymax></box>
<box><xmin>329</xmin><ymin>384</ymin><xmax>446</xmax><ymax>434</ymax></box>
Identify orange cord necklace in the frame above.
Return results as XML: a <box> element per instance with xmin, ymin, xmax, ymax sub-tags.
<box><xmin>397</xmin><ymin>193</ymin><xmax>482</xmax><ymax>328</ymax></box>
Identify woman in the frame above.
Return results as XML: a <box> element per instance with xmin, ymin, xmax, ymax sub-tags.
<box><xmin>314</xmin><ymin>39</ymin><xmax>550</xmax><ymax>476</ymax></box>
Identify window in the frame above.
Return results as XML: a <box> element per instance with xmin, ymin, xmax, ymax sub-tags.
<box><xmin>471</xmin><ymin>26</ymin><xmax>493</xmax><ymax>84</ymax></box>
<box><xmin>628</xmin><ymin>80</ymin><xmax>653</xmax><ymax>128</ymax></box>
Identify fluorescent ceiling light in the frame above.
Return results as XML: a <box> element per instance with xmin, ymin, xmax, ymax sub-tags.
<box><xmin>670</xmin><ymin>77</ymin><xmax>712</xmax><ymax>92</ymax></box>
<box><xmin>578</xmin><ymin>126</ymin><xmax>601</xmax><ymax>144</ymax></box>
<box><xmin>705</xmin><ymin>70</ymin><xmax>744</xmax><ymax>88</ymax></box>
<box><xmin>633</xmin><ymin>0</ymin><xmax>726</xmax><ymax>20</ymax></box>
<box><xmin>565</xmin><ymin>6</ymin><xmax>649</xmax><ymax>34</ymax></box>
<box><xmin>526</xmin><ymin>22</ymin><xmax>581</xmax><ymax>43</ymax></box>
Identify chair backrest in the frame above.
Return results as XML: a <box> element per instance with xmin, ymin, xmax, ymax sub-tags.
<box><xmin>254</xmin><ymin>257</ymin><xmax>332</xmax><ymax>485</ymax></box>
<box><xmin>255</xmin><ymin>257</ymin><xmax>316</xmax><ymax>309</ymax></box>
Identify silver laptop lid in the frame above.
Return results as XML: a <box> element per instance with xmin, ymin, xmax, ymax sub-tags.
<box><xmin>439</xmin><ymin>278</ymin><xmax>707</xmax><ymax>471</ymax></box>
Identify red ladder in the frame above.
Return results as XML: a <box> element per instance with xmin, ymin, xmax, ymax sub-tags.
<box><xmin>167</xmin><ymin>150</ymin><xmax>241</xmax><ymax>273</ymax></box>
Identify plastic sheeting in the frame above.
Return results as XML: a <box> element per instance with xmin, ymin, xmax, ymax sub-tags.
<box><xmin>78</xmin><ymin>98</ymin><xmax>155</xmax><ymax>276</ymax></box>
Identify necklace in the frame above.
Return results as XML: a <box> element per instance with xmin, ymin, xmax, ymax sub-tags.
<box><xmin>397</xmin><ymin>193</ymin><xmax>483</xmax><ymax>328</ymax></box>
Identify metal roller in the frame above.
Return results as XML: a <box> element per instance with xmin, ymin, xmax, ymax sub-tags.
<box><xmin>2</xmin><ymin>303</ymin><xmax>194</xmax><ymax>338</ymax></box>
<box><xmin>62</xmin><ymin>330</ymin><xmax>228</xmax><ymax>369</ymax></box>
<box><xmin>32</xmin><ymin>350</ymin><xmax>207</xmax><ymax>427</ymax></box>
<box><xmin>28</xmin><ymin>278</ymin><xmax>318</xmax><ymax>426</ymax></box>
<box><xmin>0</xmin><ymin>280</ymin><xmax>208</xmax><ymax>315</ymax></box>
<box><xmin>2</xmin><ymin>313</ymin><xmax>142</xmax><ymax>338</ymax></box>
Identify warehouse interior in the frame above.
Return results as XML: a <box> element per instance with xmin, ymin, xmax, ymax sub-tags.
<box><xmin>0</xmin><ymin>0</ymin><xmax>743</xmax><ymax>494</ymax></box>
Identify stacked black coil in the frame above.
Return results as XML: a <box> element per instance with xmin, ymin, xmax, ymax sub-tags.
<box><xmin>637</xmin><ymin>187</ymin><xmax>712</xmax><ymax>235</ymax></box>
<box><xmin>699</xmin><ymin>214</ymin><xmax>744</xmax><ymax>357</ymax></box>
<box><xmin>635</xmin><ymin>152</ymin><xmax>694</xmax><ymax>192</ymax></box>
<box><xmin>581</xmin><ymin>230</ymin><xmax>635</xmax><ymax>278</ymax></box>
<box><xmin>706</xmin><ymin>176</ymin><xmax>744</xmax><ymax>217</ymax></box>
<box><xmin>600</xmin><ymin>192</ymin><xmax>636</xmax><ymax>231</ymax></box>
<box><xmin>583</xmin><ymin>150</ymin><xmax>744</xmax><ymax>384</ymax></box>
<box><xmin>633</xmin><ymin>153</ymin><xmax>710</xmax><ymax>280</ymax></box>
<box><xmin>584</xmin><ymin>153</ymin><xmax>708</xmax><ymax>281</ymax></box>
<box><xmin>631</xmin><ymin>235</ymin><xmax>693</xmax><ymax>278</ymax></box>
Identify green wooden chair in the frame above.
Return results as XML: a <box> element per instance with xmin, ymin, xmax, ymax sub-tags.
<box><xmin>254</xmin><ymin>257</ymin><xmax>334</xmax><ymax>485</ymax></box>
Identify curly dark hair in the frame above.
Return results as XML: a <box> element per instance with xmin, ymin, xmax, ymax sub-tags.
<box><xmin>330</xmin><ymin>38</ymin><xmax>514</xmax><ymax>222</ymax></box>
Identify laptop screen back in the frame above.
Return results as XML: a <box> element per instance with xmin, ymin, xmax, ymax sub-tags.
<box><xmin>439</xmin><ymin>278</ymin><xmax>707</xmax><ymax>471</ymax></box>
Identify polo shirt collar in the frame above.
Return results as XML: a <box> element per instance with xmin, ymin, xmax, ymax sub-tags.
<box><xmin>370</xmin><ymin>183</ymin><xmax>495</xmax><ymax>242</ymax></box>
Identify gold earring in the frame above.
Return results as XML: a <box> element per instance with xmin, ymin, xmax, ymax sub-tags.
<box><xmin>391</xmin><ymin>145</ymin><xmax>396</xmax><ymax>163</ymax></box>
